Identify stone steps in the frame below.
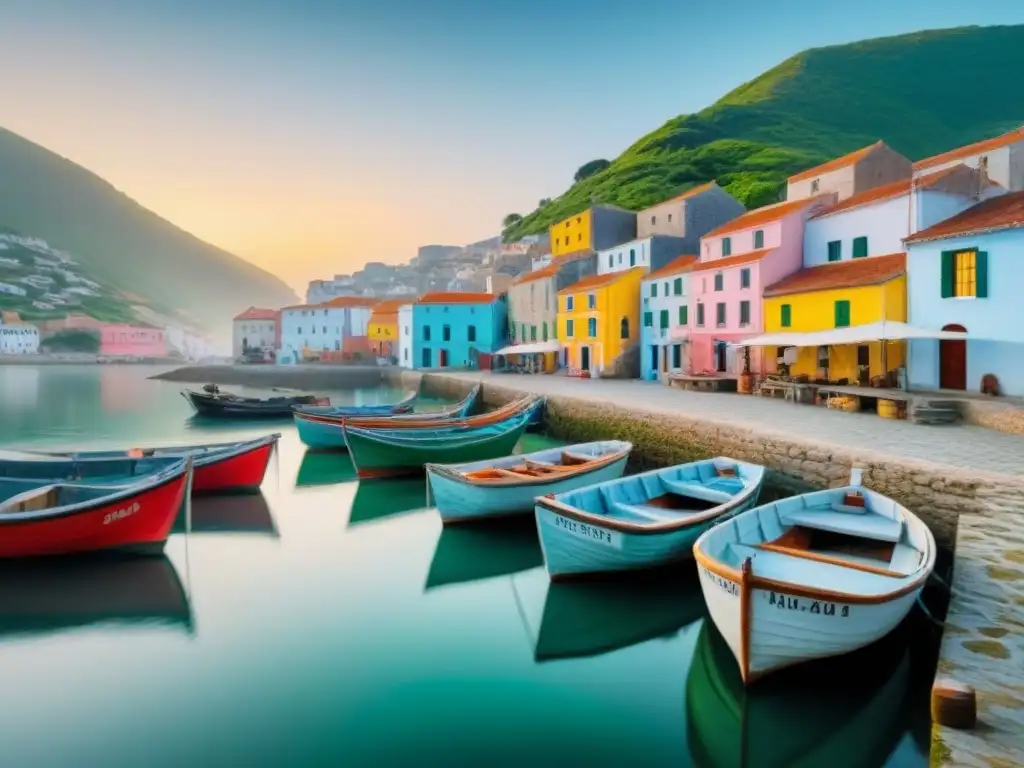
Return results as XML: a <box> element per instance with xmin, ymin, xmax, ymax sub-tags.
<box><xmin>911</xmin><ymin>399</ymin><xmax>962</xmax><ymax>425</ymax></box>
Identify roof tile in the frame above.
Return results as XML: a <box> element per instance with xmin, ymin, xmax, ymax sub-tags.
<box><xmin>642</xmin><ymin>182</ymin><xmax>717</xmax><ymax>210</ymax></box>
<box><xmin>417</xmin><ymin>291</ymin><xmax>497</xmax><ymax>305</ymax></box>
<box><xmin>763</xmin><ymin>253</ymin><xmax>906</xmax><ymax>297</ymax></box>
<box><xmin>702</xmin><ymin>195</ymin><xmax>829</xmax><ymax>240</ymax></box>
<box><xmin>914</xmin><ymin>127</ymin><xmax>1024</xmax><ymax>172</ymax></box>
<box><xmin>557</xmin><ymin>267</ymin><xmax>644</xmax><ymax>295</ymax></box>
<box><xmin>691</xmin><ymin>248</ymin><xmax>774</xmax><ymax>273</ymax></box>
<box><xmin>788</xmin><ymin>141</ymin><xmax>884</xmax><ymax>183</ymax></box>
<box><xmin>904</xmin><ymin>190</ymin><xmax>1024</xmax><ymax>244</ymax></box>
<box><xmin>645</xmin><ymin>255</ymin><xmax>698</xmax><ymax>281</ymax></box>
<box><xmin>233</xmin><ymin>306</ymin><xmax>277</xmax><ymax>321</ymax></box>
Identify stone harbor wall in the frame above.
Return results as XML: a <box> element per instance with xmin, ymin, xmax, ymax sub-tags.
<box><xmin>151</xmin><ymin>364</ymin><xmax>385</xmax><ymax>390</ymax></box>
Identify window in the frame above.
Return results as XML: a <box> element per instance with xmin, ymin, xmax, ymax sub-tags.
<box><xmin>810</xmin><ymin>178</ymin><xmax>820</xmax><ymax>193</ymax></box>
<box><xmin>443</xmin><ymin>324</ymin><xmax>451</xmax><ymax>341</ymax></box>
<box><xmin>651</xmin><ymin>215</ymin><xmax>656</xmax><ymax>224</ymax></box>
<box><xmin>297</xmin><ymin>327</ymin><xmax>302</xmax><ymax>335</ymax></box>
<box><xmin>566</xmin><ymin>296</ymin><xmax>574</xmax><ymax>311</ymax></box>
<box><xmin>753</xmin><ymin>229</ymin><xmax>764</xmax><ymax>249</ymax></box>
<box><xmin>740</xmin><ymin>268</ymin><xmax>750</xmax><ymax>289</ymax></box>
<box><xmin>857</xmin><ymin>345</ymin><xmax>870</xmax><ymax>367</ymax></box>
<box><xmin>404</xmin><ymin>348</ymin><xmax>409</xmax><ymax>361</ymax></box>
<box><xmin>423</xmin><ymin>326</ymin><xmax>431</xmax><ymax>341</ymax></box>
<box><xmin>522</xmin><ymin>323</ymin><xmax>528</xmax><ymax>341</ymax></box>
<box><xmin>578</xmin><ymin>233</ymin><xmax>582</xmax><ymax>241</ymax></box>
<box><xmin>629</xmin><ymin>249</ymin><xmax>636</xmax><ymax>266</ymax></box>
<box><xmin>588</xmin><ymin>293</ymin><xmax>596</xmax><ymax>309</ymax></box>
<box><xmin>650</xmin><ymin>283</ymin><xmax>658</xmax><ymax>298</ymax></box>
<box><xmin>696</xmin><ymin>304</ymin><xmax>705</xmax><ymax>327</ymax></box>
<box><xmin>739</xmin><ymin>300</ymin><xmax>750</xmax><ymax>326</ymax></box>
<box><xmin>671</xmin><ymin>344</ymin><xmax>681</xmax><ymax>368</ymax></box>
<box><xmin>617</xmin><ymin>253</ymin><xmax>623</xmax><ymax>265</ymax></box>
<box><xmin>530</xmin><ymin>325</ymin><xmax>537</xmax><ymax>341</ymax></box>
<box><xmin>673</xmin><ymin>278</ymin><xmax>682</xmax><ymax>295</ymax></box>
<box><xmin>664</xmin><ymin>282</ymin><xmax>669</xmax><ymax>295</ymax></box>
<box><xmin>722</xmin><ymin>238</ymin><xmax>732</xmax><ymax>257</ymax></box>
<box><xmin>643</xmin><ymin>312</ymin><xmax>653</xmax><ymax>327</ymax></box>
<box><xmin>620</xmin><ymin>317</ymin><xmax>629</xmax><ymax>339</ymax></box>
<box><xmin>834</xmin><ymin>299</ymin><xmax>851</xmax><ymax>328</ymax></box>
<box><xmin>679</xmin><ymin>305</ymin><xmax>688</xmax><ymax>325</ymax></box>
<box><xmin>716</xmin><ymin>302</ymin><xmax>726</xmax><ymax>327</ymax></box>
<box><xmin>541</xmin><ymin>323</ymin><xmax>548</xmax><ymax>341</ymax></box>
<box><xmin>587</xmin><ymin>317</ymin><xmax>597</xmax><ymax>338</ymax></box>
<box><xmin>827</xmin><ymin>241</ymin><xmax>841</xmax><ymax>262</ymax></box>
<box><xmin>941</xmin><ymin>249</ymin><xmax>987</xmax><ymax>298</ymax></box>
<box><xmin>668</xmin><ymin>213</ymin><xmax>673</xmax><ymax>223</ymax></box>
<box><xmin>714</xmin><ymin>273</ymin><xmax>724</xmax><ymax>291</ymax></box>
<box><xmin>780</xmin><ymin>304</ymin><xmax>792</xmax><ymax>328</ymax></box>
<box><xmin>608</xmin><ymin>254</ymin><xmax>613</xmax><ymax>268</ymax></box>
<box><xmin>566</xmin><ymin>319</ymin><xmax>574</xmax><ymax>337</ymax></box>
<box><xmin>659</xmin><ymin>309</ymin><xmax>669</xmax><ymax>329</ymax></box>
<box><xmin>322</xmin><ymin>326</ymin><xmax>327</xmax><ymax>333</ymax></box>
<box><xmin>852</xmin><ymin>236</ymin><xmax>868</xmax><ymax>258</ymax></box>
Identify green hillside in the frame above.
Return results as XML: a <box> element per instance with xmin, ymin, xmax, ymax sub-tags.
<box><xmin>504</xmin><ymin>24</ymin><xmax>1024</xmax><ymax>242</ymax></box>
<box><xmin>0</xmin><ymin>129</ymin><xmax>298</xmax><ymax>330</ymax></box>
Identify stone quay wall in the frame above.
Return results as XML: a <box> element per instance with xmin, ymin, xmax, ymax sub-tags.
<box><xmin>151</xmin><ymin>364</ymin><xmax>385</xmax><ymax>390</ymax></box>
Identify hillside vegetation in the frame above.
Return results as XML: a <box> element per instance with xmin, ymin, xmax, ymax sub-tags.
<box><xmin>0</xmin><ymin>129</ymin><xmax>298</xmax><ymax>329</ymax></box>
<box><xmin>504</xmin><ymin>24</ymin><xmax>1024</xmax><ymax>242</ymax></box>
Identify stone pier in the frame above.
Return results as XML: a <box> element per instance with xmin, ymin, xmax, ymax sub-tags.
<box><xmin>386</xmin><ymin>369</ymin><xmax>1024</xmax><ymax>767</ymax></box>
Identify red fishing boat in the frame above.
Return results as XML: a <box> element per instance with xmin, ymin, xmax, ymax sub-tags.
<box><xmin>0</xmin><ymin>458</ymin><xmax>191</xmax><ymax>558</ymax></box>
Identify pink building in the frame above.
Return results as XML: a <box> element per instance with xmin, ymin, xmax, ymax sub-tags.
<box><xmin>686</xmin><ymin>194</ymin><xmax>835</xmax><ymax>375</ymax></box>
<box><xmin>99</xmin><ymin>324</ymin><xmax>168</xmax><ymax>358</ymax></box>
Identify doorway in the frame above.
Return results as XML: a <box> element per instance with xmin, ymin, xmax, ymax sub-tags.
<box><xmin>940</xmin><ymin>324</ymin><xmax>967</xmax><ymax>390</ymax></box>
<box><xmin>581</xmin><ymin>346</ymin><xmax>591</xmax><ymax>372</ymax></box>
<box><xmin>649</xmin><ymin>345</ymin><xmax>659</xmax><ymax>378</ymax></box>
<box><xmin>421</xmin><ymin>348</ymin><xmax>432</xmax><ymax>368</ymax></box>
<box><xmin>661</xmin><ymin>346</ymin><xmax>669</xmax><ymax>373</ymax></box>
<box><xmin>715</xmin><ymin>341</ymin><xmax>728</xmax><ymax>373</ymax></box>
<box><xmin>439</xmin><ymin>349</ymin><xmax>449</xmax><ymax>368</ymax></box>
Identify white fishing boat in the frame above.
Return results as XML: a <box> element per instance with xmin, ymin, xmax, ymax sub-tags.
<box><xmin>692</xmin><ymin>468</ymin><xmax>936</xmax><ymax>684</ymax></box>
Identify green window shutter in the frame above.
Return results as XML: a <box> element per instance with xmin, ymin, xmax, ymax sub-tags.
<box><xmin>679</xmin><ymin>305</ymin><xmax>688</xmax><ymax>325</ymax></box>
<box><xmin>643</xmin><ymin>312</ymin><xmax>652</xmax><ymax>327</ymax></box>
<box><xmin>852</xmin><ymin>236</ymin><xmax>868</xmax><ymax>258</ymax></box>
<box><xmin>940</xmin><ymin>251</ymin><xmax>955</xmax><ymax>298</ymax></box>
<box><xmin>566</xmin><ymin>320</ymin><xmax>574</xmax><ymax>337</ymax></box>
<box><xmin>714</xmin><ymin>273</ymin><xmax>723</xmax><ymax>291</ymax></box>
<box><xmin>976</xmin><ymin>251</ymin><xmax>989</xmax><ymax>298</ymax></box>
<box><xmin>781</xmin><ymin>304</ymin><xmax>791</xmax><ymax>328</ymax></box>
<box><xmin>660</xmin><ymin>309</ymin><xmax>669</xmax><ymax>329</ymax></box>
<box><xmin>754</xmin><ymin>230</ymin><xmax>764</xmax><ymax>249</ymax></box>
<box><xmin>834</xmin><ymin>300</ymin><xmax>851</xmax><ymax>328</ymax></box>
<box><xmin>827</xmin><ymin>241</ymin><xmax>841</xmax><ymax>262</ymax></box>
<box><xmin>650</xmin><ymin>283</ymin><xmax>657</xmax><ymax>297</ymax></box>
<box><xmin>673</xmin><ymin>278</ymin><xmax>682</xmax><ymax>295</ymax></box>
<box><xmin>722</xmin><ymin>238</ymin><xmax>732</xmax><ymax>256</ymax></box>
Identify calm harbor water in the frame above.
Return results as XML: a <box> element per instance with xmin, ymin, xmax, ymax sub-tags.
<box><xmin>0</xmin><ymin>365</ymin><xmax>935</xmax><ymax>767</ymax></box>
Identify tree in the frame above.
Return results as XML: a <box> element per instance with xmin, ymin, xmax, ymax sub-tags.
<box><xmin>574</xmin><ymin>159</ymin><xmax>610</xmax><ymax>183</ymax></box>
<box><xmin>538</xmin><ymin>198</ymin><xmax>552</xmax><ymax>208</ymax></box>
<box><xmin>502</xmin><ymin>213</ymin><xmax>523</xmax><ymax>228</ymax></box>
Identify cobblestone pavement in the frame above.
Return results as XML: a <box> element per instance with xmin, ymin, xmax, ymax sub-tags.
<box><xmin>443</xmin><ymin>373</ymin><xmax>1024</xmax><ymax>477</ymax></box>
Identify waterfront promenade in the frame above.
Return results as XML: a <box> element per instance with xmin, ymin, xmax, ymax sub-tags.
<box><xmin>397</xmin><ymin>370</ymin><xmax>1024</xmax><ymax>768</ymax></box>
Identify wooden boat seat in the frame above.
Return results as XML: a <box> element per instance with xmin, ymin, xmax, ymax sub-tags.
<box><xmin>889</xmin><ymin>543</ymin><xmax>923</xmax><ymax>575</ymax></box>
<box><xmin>727</xmin><ymin>542</ymin><xmax>910</xmax><ymax>592</ymax></box>
<box><xmin>610</xmin><ymin>499</ymin><xmax>712</xmax><ymax>523</ymax></box>
<box><xmin>561</xmin><ymin>451</ymin><xmax>594</xmax><ymax>466</ymax></box>
<box><xmin>660</xmin><ymin>478</ymin><xmax>734</xmax><ymax>504</ymax></box>
<box><xmin>0</xmin><ymin>485</ymin><xmax>60</xmax><ymax>515</ymax></box>
<box><xmin>785</xmin><ymin>510</ymin><xmax>903</xmax><ymax>543</ymax></box>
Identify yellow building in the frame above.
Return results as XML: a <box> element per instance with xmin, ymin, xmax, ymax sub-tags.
<box><xmin>367</xmin><ymin>298</ymin><xmax>406</xmax><ymax>359</ymax></box>
<box><xmin>557</xmin><ymin>267</ymin><xmax>645</xmax><ymax>376</ymax></box>
<box><xmin>762</xmin><ymin>253</ymin><xmax>906</xmax><ymax>383</ymax></box>
<box><xmin>549</xmin><ymin>205</ymin><xmax>637</xmax><ymax>259</ymax></box>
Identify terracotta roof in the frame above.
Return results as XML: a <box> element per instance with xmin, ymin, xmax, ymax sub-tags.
<box><xmin>416</xmin><ymin>291</ymin><xmax>496</xmax><ymax>305</ymax></box>
<box><xmin>233</xmin><ymin>306</ymin><xmax>277</xmax><ymax>321</ymax></box>
<box><xmin>690</xmin><ymin>248</ymin><xmax>774</xmax><ymax>273</ymax></box>
<box><xmin>788</xmin><ymin>141</ymin><xmax>884</xmax><ymax>183</ymax></box>
<box><xmin>557</xmin><ymin>267</ymin><xmax>644</xmax><ymax>295</ymax></box>
<box><xmin>703</xmin><ymin>196</ymin><xmax>827</xmax><ymax>240</ymax></box>
<box><xmin>645</xmin><ymin>255</ymin><xmax>698</xmax><ymax>281</ymax></box>
<box><xmin>914</xmin><ymin>126</ymin><xmax>1024</xmax><ymax>172</ymax></box>
<box><xmin>643</xmin><ymin>182</ymin><xmax>717</xmax><ymax>210</ymax></box>
<box><xmin>325</xmin><ymin>296</ymin><xmax>379</xmax><ymax>308</ymax></box>
<box><xmin>904</xmin><ymin>191</ymin><xmax>1024</xmax><ymax>244</ymax></box>
<box><xmin>514</xmin><ymin>264</ymin><xmax>559</xmax><ymax>285</ymax></box>
<box><xmin>369</xmin><ymin>298</ymin><xmax>411</xmax><ymax>317</ymax></box>
<box><xmin>763</xmin><ymin>253</ymin><xmax>906</xmax><ymax>297</ymax></box>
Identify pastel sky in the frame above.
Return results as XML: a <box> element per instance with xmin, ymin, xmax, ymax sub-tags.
<box><xmin>1</xmin><ymin>1</ymin><xmax>1021</xmax><ymax>294</ymax></box>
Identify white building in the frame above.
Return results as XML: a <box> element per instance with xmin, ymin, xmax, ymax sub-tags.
<box><xmin>232</xmin><ymin>307</ymin><xmax>277</xmax><ymax>359</ymax></box>
<box><xmin>913</xmin><ymin>126</ymin><xmax>1024</xmax><ymax>192</ymax></box>
<box><xmin>639</xmin><ymin>256</ymin><xmax>697</xmax><ymax>381</ymax></box>
<box><xmin>0</xmin><ymin>323</ymin><xmax>40</xmax><ymax>355</ymax></box>
<box><xmin>277</xmin><ymin>298</ymin><xmax>377</xmax><ymax>364</ymax></box>
<box><xmin>596</xmin><ymin>235</ymin><xmax>688</xmax><ymax>276</ymax></box>
<box><xmin>398</xmin><ymin>304</ymin><xmax>414</xmax><ymax>368</ymax></box>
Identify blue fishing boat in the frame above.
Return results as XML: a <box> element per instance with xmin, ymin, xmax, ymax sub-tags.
<box><xmin>293</xmin><ymin>384</ymin><xmax>482</xmax><ymax>450</ymax></box>
<box><xmin>534</xmin><ymin>457</ymin><xmax>764</xmax><ymax>580</ymax></box>
<box><xmin>426</xmin><ymin>440</ymin><xmax>632</xmax><ymax>524</ymax></box>
<box><xmin>292</xmin><ymin>390</ymin><xmax>418</xmax><ymax>417</ymax></box>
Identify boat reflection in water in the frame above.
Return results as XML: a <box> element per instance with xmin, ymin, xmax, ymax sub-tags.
<box><xmin>348</xmin><ymin>477</ymin><xmax>430</xmax><ymax>527</ymax></box>
<box><xmin>686</xmin><ymin>620</ymin><xmax>910</xmax><ymax>768</ymax></box>
<box><xmin>177</xmin><ymin>492</ymin><xmax>278</xmax><ymax>537</ymax></box>
<box><xmin>513</xmin><ymin>564</ymin><xmax>706</xmax><ymax>662</ymax></box>
<box><xmin>0</xmin><ymin>555</ymin><xmax>192</xmax><ymax>640</ymax></box>
<box><xmin>296</xmin><ymin>450</ymin><xmax>358</xmax><ymax>488</ymax></box>
<box><xmin>425</xmin><ymin>517</ymin><xmax>544</xmax><ymax>591</ymax></box>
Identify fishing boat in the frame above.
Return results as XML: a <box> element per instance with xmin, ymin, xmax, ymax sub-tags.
<box><xmin>344</xmin><ymin>405</ymin><xmax>535</xmax><ymax>481</ymax></box>
<box><xmin>686</xmin><ymin>621</ymin><xmax>910</xmax><ymax>768</ymax></box>
<box><xmin>293</xmin><ymin>390</ymin><xmax>418</xmax><ymax>417</ymax></box>
<box><xmin>182</xmin><ymin>386</ymin><xmax>328</xmax><ymax>418</ymax></box>
<box><xmin>293</xmin><ymin>385</ymin><xmax>483</xmax><ymax>450</ymax></box>
<box><xmin>426</xmin><ymin>440</ymin><xmax>632</xmax><ymax>524</ymax></box>
<box><xmin>534</xmin><ymin>457</ymin><xmax>764</xmax><ymax>580</ymax></box>
<box><xmin>425</xmin><ymin>517</ymin><xmax>543</xmax><ymax>590</ymax></box>
<box><xmin>13</xmin><ymin>434</ymin><xmax>279</xmax><ymax>494</ymax></box>
<box><xmin>0</xmin><ymin>457</ymin><xmax>192</xmax><ymax>558</ymax></box>
<box><xmin>692</xmin><ymin>468</ymin><xmax>936</xmax><ymax>684</ymax></box>
<box><xmin>0</xmin><ymin>555</ymin><xmax>192</xmax><ymax>639</ymax></box>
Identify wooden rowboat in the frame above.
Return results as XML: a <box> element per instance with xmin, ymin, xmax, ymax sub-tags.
<box><xmin>426</xmin><ymin>440</ymin><xmax>632</xmax><ymax>524</ymax></box>
<box><xmin>183</xmin><ymin>388</ymin><xmax>328</xmax><ymax>418</ymax></box>
<box><xmin>0</xmin><ymin>457</ymin><xmax>192</xmax><ymax>558</ymax></box>
<box><xmin>534</xmin><ymin>457</ymin><xmax>764</xmax><ymax>581</ymax></box>
<box><xmin>692</xmin><ymin>468</ymin><xmax>935</xmax><ymax>684</ymax></box>
<box><xmin>4</xmin><ymin>434</ymin><xmax>279</xmax><ymax>495</ymax></box>
<box><xmin>293</xmin><ymin>390</ymin><xmax>418</xmax><ymax>418</ymax></box>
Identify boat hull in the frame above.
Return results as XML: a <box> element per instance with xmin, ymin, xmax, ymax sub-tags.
<box><xmin>295</xmin><ymin>415</ymin><xmax>349</xmax><ymax>450</ymax></box>
<box><xmin>429</xmin><ymin>455</ymin><xmax>629</xmax><ymax>524</ymax></box>
<box><xmin>183</xmin><ymin>390</ymin><xmax>320</xmax><ymax>418</ymax></box>
<box><xmin>191</xmin><ymin>440</ymin><xmax>276</xmax><ymax>493</ymax></box>
<box><xmin>536</xmin><ymin>493</ymin><xmax>759</xmax><ymax>580</ymax></box>
<box><xmin>0</xmin><ymin>470</ymin><xmax>189</xmax><ymax>558</ymax></box>
<box><xmin>696</xmin><ymin>563</ymin><xmax>923</xmax><ymax>683</ymax></box>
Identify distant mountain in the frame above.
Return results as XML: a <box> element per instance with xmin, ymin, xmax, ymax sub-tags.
<box><xmin>0</xmin><ymin>128</ymin><xmax>298</xmax><ymax>330</ymax></box>
<box><xmin>503</xmin><ymin>24</ymin><xmax>1024</xmax><ymax>241</ymax></box>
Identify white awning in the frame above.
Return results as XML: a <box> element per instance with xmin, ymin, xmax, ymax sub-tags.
<box><xmin>495</xmin><ymin>340</ymin><xmax>562</xmax><ymax>355</ymax></box>
<box><xmin>732</xmin><ymin>321</ymin><xmax>970</xmax><ymax>348</ymax></box>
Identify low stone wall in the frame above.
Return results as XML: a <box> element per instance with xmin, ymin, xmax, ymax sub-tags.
<box><xmin>152</xmin><ymin>364</ymin><xmax>386</xmax><ymax>390</ymax></box>
<box><xmin>960</xmin><ymin>398</ymin><xmax>1024</xmax><ymax>436</ymax></box>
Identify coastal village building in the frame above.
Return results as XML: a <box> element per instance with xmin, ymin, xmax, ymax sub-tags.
<box><xmin>636</xmin><ymin>182</ymin><xmax>746</xmax><ymax>248</ymax></box>
<box><xmin>368</xmin><ymin>299</ymin><xmax>406</xmax><ymax>362</ymax></box>
<box><xmin>0</xmin><ymin>323</ymin><xmax>40</xmax><ymax>355</ymax></box>
<box><xmin>762</xmin><ymin>253</ymin><xmax>908</xmax><ymax>383</ymax></box>
<box><xmin>99</xmin><ymin>324</ymin><xmax>167</xmax><ymax>358</ymax></box>
<box><xmin>548</xmin><ymin>205</ymin><xmax>637</xmax><ymax>259</ymax></box>
<box><xmin>411</xmin><ymin>292</ymin><xmax>508</xmax><ymax>370</ymax></box>
<box><xmin>232</xmin><ymin>307</ymin><xmax>278</xmax><ymax>360</ymax></box>
<box><xmin>913</xmin><ymin>126</ymin><xmax>1024</xmax><ymax>192</ymax></box>
<box><xmin>640</xmin><ymin>255</ymin><xmax>697</xmax><ymax>381</ymax></box>
<box><xmin>596</xmin><ymin>235</ymin><xmax>688</xmax><ymax>276</ymax></box>
<box><xmin>397</xmin><ymin>304</ymin><xmax>413</xmax><ymax>368</ymax></box>
<box><xmin>904</xmin><ymin>191</ymin><xmax>1024</xmax><ymax>396</ymax></box>
<box><xmin>557</xmin><ymin>267</ymin><xmax>645</xmax><ymax>377</ymax></box>
<box><xmin>786</xmin><ymin>141</ymin><xmax>912</xmax><ymax>204</ymax></box>
<box><xmin>278</xmin><ymin>297</ymin><xmax>378</xmax><ymax>364</ymax></box>
<box><xmin>688</xmin><ymin>195</ymin><xmax>835</xmax><ymax>375</ymax></box>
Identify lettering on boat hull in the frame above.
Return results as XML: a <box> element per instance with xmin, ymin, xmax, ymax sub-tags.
<box><xmin>699</xmin><ymin>565</ymin><xmax>739</xmax><ymax>596</ymax></box>
<box><xmin>551</xmin><ymin>514</ymin><xmax>622</xmax><ymax>549</ymax></box>
<box><xmin>103</xmin><ymin>502</ymin><xmax>141</xmax><ymax>525</ymax></box>
<box><xmin>766</xmin><ymin>591</ymin><xmax>850</xmax><ymax>618</ymax></box>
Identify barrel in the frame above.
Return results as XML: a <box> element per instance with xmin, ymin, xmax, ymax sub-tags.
<box><xmin>878</xmin><ymin>398</ymin><xmax>900</xmax><ymax>419</ymax></box>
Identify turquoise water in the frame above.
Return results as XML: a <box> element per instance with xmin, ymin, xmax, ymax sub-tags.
<box><xmin>0</xmin><ymin>365</ymin><xmax>934</xmax><ymax>766</ymax></box>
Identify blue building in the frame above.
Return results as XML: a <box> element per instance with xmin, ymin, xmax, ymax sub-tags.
<box><xmin>412</xmin><ymin>292</ymin><xmax>508</xmax><ymax>369</ymax></box>
<box><xmin>905</xmin><ymin>191</ymin><xmax>1024</xmax><ymax>395</ymax></box>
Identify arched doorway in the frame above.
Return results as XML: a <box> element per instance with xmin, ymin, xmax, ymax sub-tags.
<box><xmin>940</xmin><ymin>324</ymin><xmax>967</xmax><ymax>390</ymax></box>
